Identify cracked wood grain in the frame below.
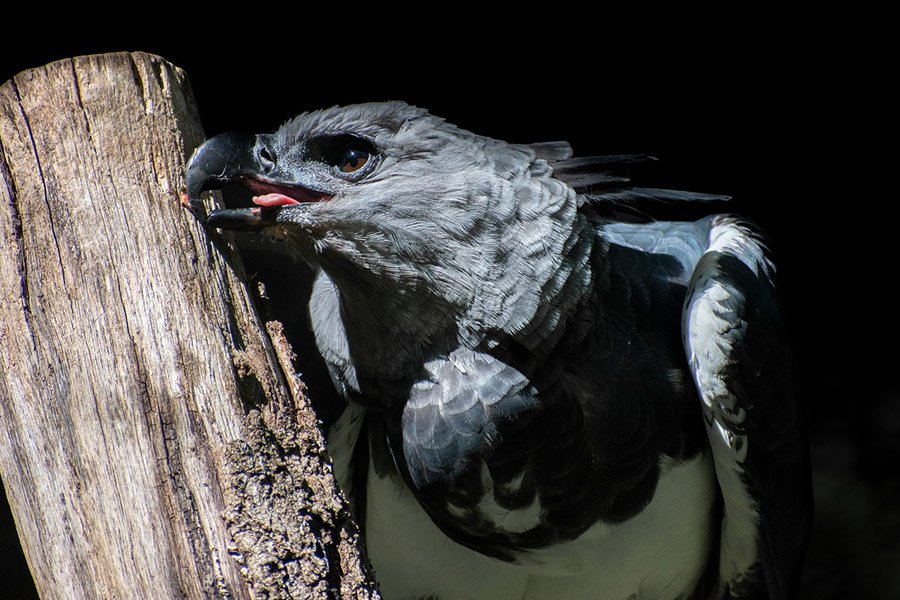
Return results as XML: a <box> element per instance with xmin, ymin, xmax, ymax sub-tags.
<box><xmin>0</xmin><ymin>52</ymin><xmax>377</xmax><ymax>600</ymax></box>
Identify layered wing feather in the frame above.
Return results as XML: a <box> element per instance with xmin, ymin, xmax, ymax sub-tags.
<box><xmin>682</xmin><ymin>217</ymin><xmax>813</xmax><ymax>599</ymax></box>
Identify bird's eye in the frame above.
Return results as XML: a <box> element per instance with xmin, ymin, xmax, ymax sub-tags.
<box><xmin>337</xmin><ymin>146</ymin><xmax>371</xmax><ymax>173</ymax></box>
<box><xmin>313</xmin><ymin>135</ymin><xmax>377</xmax><ymax>177</ymax></box>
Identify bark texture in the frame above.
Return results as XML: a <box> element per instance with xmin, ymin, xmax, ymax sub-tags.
<box><xmin>0</xmin><ymin>52</ymin><xmax>377</xmax><ymax>600</ymax></box>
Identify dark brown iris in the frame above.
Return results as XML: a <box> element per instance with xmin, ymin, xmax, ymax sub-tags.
<box><xmin>338</xmin><ymin>146</ymin><xmax>370</xmax><ymax>173</ymax></box>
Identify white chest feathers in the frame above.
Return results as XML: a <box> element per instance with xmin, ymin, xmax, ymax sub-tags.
<box><xmin>364</xmin><ymin>451</ymin><xmax>717</xmax><ymax>600</ymax></box>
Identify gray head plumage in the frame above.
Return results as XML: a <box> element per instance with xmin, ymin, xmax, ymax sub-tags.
<box><xmin>188</xmin><ymin>102</ymin><xmax>593</xmax><ymax>376</ymax></box>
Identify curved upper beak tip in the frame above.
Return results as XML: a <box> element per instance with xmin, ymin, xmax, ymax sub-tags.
<box><xmin>185</xmin><ymin>132</ymin><xmax>259</xmax><ymax>202</ymax></box>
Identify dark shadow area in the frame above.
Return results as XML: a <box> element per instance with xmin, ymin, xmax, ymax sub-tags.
<box><xmin>0</xmin><ymin>479</ymin><xmax>39</xmax><ymax>600</ymax></box>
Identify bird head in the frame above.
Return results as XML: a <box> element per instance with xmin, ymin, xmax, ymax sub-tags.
<box><xmin>186</xmin><ymin>102</ymin><xmax>590</xmax><ymax>371</ymax></box>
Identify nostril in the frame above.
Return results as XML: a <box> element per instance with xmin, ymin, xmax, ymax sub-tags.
<box><xmin>257</xmin><ymin>144</ymin><xmax>276</xmax><ymax>171</ymax></box>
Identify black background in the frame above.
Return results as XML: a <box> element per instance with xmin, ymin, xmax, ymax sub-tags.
<box><xmin>0</xmin><ymin>22</ymin><xmax>894</xmax><ymax>599</ymax></box>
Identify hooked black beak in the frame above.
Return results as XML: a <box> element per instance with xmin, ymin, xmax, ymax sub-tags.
<box><xmin>185</xmin><ymin>132</ymin><xmax>269</xmax><ymax>231</ymax></box>
<box><xmin>185</xmin><ymin>132</ymin><xmax>331</xmax><ymax>231</ymax></box>
<box><xmin>186</xmin><ymin>132</ymin><xmax>260</xmax><ymax>201</ymax></box>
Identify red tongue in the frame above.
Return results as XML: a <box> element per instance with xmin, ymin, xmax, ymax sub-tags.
<box><xmin>252</xmin><ymin>193</ymin><xmax>301</xmax><ymax>207</ymax></box>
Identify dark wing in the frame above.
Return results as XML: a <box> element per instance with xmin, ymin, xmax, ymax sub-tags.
<box><xmin>682</xmin><ymin>217</ymin><xmax>813</xmax><ymax>599</ymax></box>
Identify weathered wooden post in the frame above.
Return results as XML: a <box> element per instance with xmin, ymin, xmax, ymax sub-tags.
<box><xmin>0</xmin><ymin>52</ymin><xmax>377</xmax><ymax>600</ymax></box>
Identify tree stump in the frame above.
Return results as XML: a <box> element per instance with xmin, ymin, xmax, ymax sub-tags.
<box><xmin>0</xmin><ymin>52</ymin><xmax>377</xmax><ymax>600</ymax></box>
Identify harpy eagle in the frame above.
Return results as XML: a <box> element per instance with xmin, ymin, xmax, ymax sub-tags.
<box><xmin>185</xmin><ymin>102</ymin><xmax>812</xmax><ymax>600</ymax></box>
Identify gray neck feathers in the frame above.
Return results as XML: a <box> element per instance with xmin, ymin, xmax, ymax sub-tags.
<box><xmin>305</xmin><ymin>142</ymin><xmax>595</xmax><ymax>385</ymax></box>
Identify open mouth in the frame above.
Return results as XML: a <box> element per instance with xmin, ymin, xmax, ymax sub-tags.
<box><xmin>203</xmin><ymin>179</ymin><xmax>333</xmax><ymax>231</ymax></box>
<box><xmin>243</xmin><ymin>179</ymin><xmax>332</xmax><ymax>206</ymax></box>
